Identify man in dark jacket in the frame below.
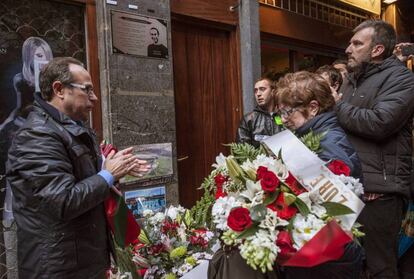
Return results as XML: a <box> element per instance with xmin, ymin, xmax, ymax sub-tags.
<box><xmin>6</xmin><ymin>57</ymin><xmax>147</xmax><ymax>278</ymax></box>
<box><xmin>335</xmin><ymin>20</ymin><xmax>414</xmax><ymax>278</ymax></box>
<box><xmin>236</xmin><ymin>77</ymin><xmax>283</xmax><ymax>147</ymax></box>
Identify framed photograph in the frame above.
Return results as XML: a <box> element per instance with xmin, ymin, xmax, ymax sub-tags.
<box><xmin>111</xmin><ymin>10</ymin><xmax>168</xmax><ymax>59</ymax></box>
<box><xmin>120</xmin><ymin>142</ymin><xmax>173</xmax><ymax>185</ymax></box>
<box><xmin>125</xmin><ymin>185</ymin><xmax>166</xmax><ymax>220</ymax></box>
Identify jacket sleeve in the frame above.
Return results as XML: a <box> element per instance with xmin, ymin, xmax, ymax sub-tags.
<box><xmin>6</xmin><ymin>126</ymin><xmax>110</xmax><ymax>221</ymax></box>
<box><xmin>236</xmin><ymin>116</ymin><xmax>252</xmax><ymax>144</ymax></box>
<box><xmin>336</xmin><ymin>69</ymin><xmax>414</xmax><ymax>140</ymax></box>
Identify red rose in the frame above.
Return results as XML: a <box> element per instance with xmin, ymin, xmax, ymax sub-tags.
<box><xmin>276</xmin><ymin>231</ymin><xmax>297</xmax><ymax>259</ymax></box>
<box><xmin>268</xmin><ymin>193</ymin><xmax>297</xmax><ymax>220</ymax></box>
<box><xmin>214</xmin><ymin>173</ymin><xmax>227</xmax><ymax>186</ymax></box>
<box><xmin>227</xmin><ymin>207</ymin><xmax>253</xmax><ymax>232</ymax></box>
<box><xmin>260</xmin><ymin>170</ymin><xmax>280</xmax><ymax>192</ymax></box>
<box><xmin>328</xmin><ymin>160</ymin><xmax>350</xmax><ymax>176</ymax></box>
<box><xmin>285</xmin><ymin>172</ymin><xmax>306</xmax><ymax>195</ymax></box>
<box><xmin>256</xmin><ymin>166</ymin><xmax>268</xmax><ymax>180</ymax></box>
<box><xmin>138</xmin><ymin>268</ymin><xmax>148</xmax><ymax>277</ymax></box>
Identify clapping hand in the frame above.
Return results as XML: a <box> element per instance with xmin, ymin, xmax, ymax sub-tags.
<box><xmin>103</xmin><ymin>149</ymin><xmax>139</xmax><ymax>181</ymax></box>
<box><xmin>113</xmin><ymin>147</ymin><xmax>151</xmax><ymax>177</ymax></box>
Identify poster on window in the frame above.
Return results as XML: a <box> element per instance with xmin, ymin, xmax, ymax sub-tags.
<box><xmin>125</xmin><ymin>185</ymin><xmax>166</xmax><ymax>220</ymax></box>
<box><xmin>120</xmin><ymin>142</ymin><xmax>173</xmax><ymax>185</ymax></box>
<box><xmin>111</xmin><ymin>10</ymin><xmax>168</xmax><ymax>59</ymax></box>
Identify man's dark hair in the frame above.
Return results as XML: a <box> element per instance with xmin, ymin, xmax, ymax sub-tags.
<box><xmin>315</xmin><ymin>65</ymin><xmax>343</xmax><ymax>89</ymax></box>
<box><xmin>353</xmin><ymin>19</ymin><xmax>396</xmax><ymax>59</ymax></box>
<box><xmin>150</xmin><ymin>27</ymin><xmax>160</xmax><ymax>36</ymax></box>
<box><xmin>39</xmin><ymin>57</ymin><xmax>84</xmax><ymax>101</ymax></box>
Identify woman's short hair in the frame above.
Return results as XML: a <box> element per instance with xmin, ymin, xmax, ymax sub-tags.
<box><xmin>276</xmin><ymin>71</ymin><xmax>335</xmax><ymax>116</ymax></box>
<box><xmin>21</xmin><ymin>37</ymin><xmax>53</xmax><ymax>86</ymax></box>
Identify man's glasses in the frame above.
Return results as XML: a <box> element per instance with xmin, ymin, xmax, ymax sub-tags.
<box><xmin>69</xmin><ymin>83</ymin><xmax>95</xmax><ymax>97</ymax></box>
<box><xmin>279</xmin><ymin>107</ymin><xmax>300</xmax><ymax>118</ymax></box>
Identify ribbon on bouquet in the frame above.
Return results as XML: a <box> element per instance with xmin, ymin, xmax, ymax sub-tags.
<box><xmin>263</xmin><ymin>130</ymin><xmax>365</xmax><ymax>231</ymax></box>
<box><xmin>100</xmin><ymin>141</ymin><xmax>141</xmax><ymax>248</ymax></box>
<box><xmin>282</xmin><ymin>220</ymin><xmax>352</xmax><ymax>267</ymax></box>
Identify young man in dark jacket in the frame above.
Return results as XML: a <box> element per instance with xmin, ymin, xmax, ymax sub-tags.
<box><xmin>6</xmin><ymin>57</ymin><xmax>148</xmax><ymax>278</ymax></box>
<box><xmin>335</xmin><ymin>20</ymin><xmax>414</xmax><ymax>278</ymax></box>
<box><xmin>236</xmin><ymin>77</ymin><xmax>283</xmax><ymax>147</ymax></box>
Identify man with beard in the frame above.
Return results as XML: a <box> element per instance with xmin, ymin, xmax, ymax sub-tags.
<box><xmin>236</xmin><ymin>77</ymin><xmax>283</xmax><ymax>148</ymax></box>
<box><xmin>334</xmin><ymin>20</ymin><xmax>414</xmax><ymax>278</ymax></box>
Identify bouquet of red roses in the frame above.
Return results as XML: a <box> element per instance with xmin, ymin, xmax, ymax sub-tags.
<box><xmin>201</xmin><ymin>142</ymin><xmax>364</xmax><ymax>273</ymax></box>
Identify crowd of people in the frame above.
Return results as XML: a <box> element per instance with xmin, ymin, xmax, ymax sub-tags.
<box><xmin>3</xmin><ymin>17</ymin><xmax>414</xmax><ymax>279</ymax></box>
<box><xmin>237</xmin><ymin>19</ymin><xmax>414</xmax><ymax>279</ymax></box>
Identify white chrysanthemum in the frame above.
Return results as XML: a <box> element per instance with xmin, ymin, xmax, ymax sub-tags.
<box><xmin>291</xmin><ymin>214</ymin><xmax>325</xmax><ymax>250</ymax></box>
<box><xmin>212</xmin><ymin>153</ymin><xmax>227</xmax><ymax>169</ymax></box>
<box><xmin>149</xmin><ymin>212</ymin><xmax>166</xmax><ymax>225</ymax></box>
<box><xmin>212</xmin><ymin>196</ymin><xmax>240</xmax><ymax>230</ymax></box>
<box><xmin>172</xmin><ymin>263</ymin><xmax>193</xmax><ymax>276</ymax></box>
<box><xmin>143</xmin><ymin>209</ymin><xmax>154</xmax><ymax>218</ymax></box>
<box><xmin>165</xmin><ymin>205</ymin><xmax>185</xmax><ymax>220</ymax></box>
<box><xmin>338</xmin><ymin>174</ymin><xmax>364</xmax><ymax>197</ymax></box>
<box><xmin>239</xmin><ymin>229</ymin><xmax>280</xmax><ymax>273</ymax></box>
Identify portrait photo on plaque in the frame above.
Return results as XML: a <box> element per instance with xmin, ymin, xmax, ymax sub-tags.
<box><xmin>111</xmin><ymin>10</ymin><xmax>168</xmax><ymax>59</ymax></box>
<box><xmin>125</xmin><ymin>185</ymin><xmax>166</xmax><ymax>220</ymax></box>
<box><xmin>120</xmin><ymin>142</ymin><xmax>173</xmax><ymax>185</ymax></box>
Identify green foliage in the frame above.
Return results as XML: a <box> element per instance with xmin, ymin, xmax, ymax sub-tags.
<box><xmin>115</xmin><ymin>243</ymin><xmax>142</xmax><ymax>279</ymax></box>
<box><xmin>225</xmin><ymin>143</ymin><xmax>266</xmax><ymax>164</ymax></box>
<box><xmin>250</xmin><ymin>204</ymin><xmax>267</xmax><ymax>222</ymax></box>
<box><xmin>299</xmin><ymin>130</ymin><xmax>327</xmax><ymax>153</ymax></box>
<box><xmin>294</xmin><ymin>198</ymin><xmax>310</xmax><ymax>216</ymax></box>
<box><xmin>198</xmin><ymin>171</ymin><xmax>217</xmax><ymax>191</ymax></box>
<box><xmin>189</xmin><ymin>190</ymin><xmax>215</xmax><ymax>228</ymax></box>
<box><xmin>322</xmin><ymin>202</ymin><xmax>354</xmax><ymax>216</ymax></box>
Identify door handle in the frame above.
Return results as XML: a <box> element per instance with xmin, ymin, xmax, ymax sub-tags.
<box><xmin>177</xmin><ymin>155</ymin><xmax>189</xmax><ymax>162</ymax></box>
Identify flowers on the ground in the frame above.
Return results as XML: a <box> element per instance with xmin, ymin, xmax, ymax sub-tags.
<box><xmin>132</xmin><ymin>206</ymin><xmax>217</xmax><ymax>278</ymax></box>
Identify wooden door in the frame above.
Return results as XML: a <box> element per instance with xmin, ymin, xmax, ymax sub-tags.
<box><xmin>172</xmin><ymin>19</ymin><xmax>241</xmax><ymax>208</ymax></box>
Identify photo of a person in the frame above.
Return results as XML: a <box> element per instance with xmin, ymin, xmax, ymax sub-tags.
<box><xmin>1</xmin><ymin>37</ymin><xmax>53</xmax><ymax>130</ymax></box>
<box><xmin>147</xmin><ymin>27</ymin><xmax>168</xmax><ymax>59</ymax></box>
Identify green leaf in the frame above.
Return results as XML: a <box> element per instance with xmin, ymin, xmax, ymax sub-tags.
<box><xmin>250</xmin><ymin>204</ymin><xmax>267</xmax><ymax>222</ymax></box>
<box><xmin>184</xmin><ymin>210</ymin><xmax>193</xmax><ymax>227</ymax></box>
<box><xmin>236</xmin><ymin>224</ymin><xmax>259</xmax><ymax>239</ymax></box>
<box><xmin>322</xmin><ymin>202</ymin><xmax>354</xmax><ymax>216</ymax></box>
<box><xmin>299</xmin><ymin>130</ymin><xmax>327</xmax><ymax>153</ymax></box>
<box><xmin>263</xmin><ymin>190</ymin><xmax>279</xmax><ymax>206</ymax></box>
<box><xmin>284</xmin><ymin>192</ymin><xmax>296</xmax><ymax>206</ymax></box>
<box><xmin>224</xmin><ymin>142</ymin><xmax>266</xmax><ymax>164</ymax></box>
<box><xmin>294</xmin><ymin>198</ymin><xmax>310</xmax><ymax>216</ymax></box>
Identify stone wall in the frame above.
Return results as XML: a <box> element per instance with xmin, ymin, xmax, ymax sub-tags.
<box><xmin>96</xmin><ymin>0</ymin><xmax>179</xmax><ymax>205</ymax></box>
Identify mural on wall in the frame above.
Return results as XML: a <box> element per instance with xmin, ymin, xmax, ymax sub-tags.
<box><xmin>0</xmin><ymin>0</ymin><xmax>86</xmax><ymax>218</ymax></box>
<box><xmin>111</xmin><ymin>10</ymin><xmax>169</xmax><ymax>59</ymax></box>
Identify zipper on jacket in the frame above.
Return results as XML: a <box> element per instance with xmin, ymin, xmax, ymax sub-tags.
<box><xmin>380</xmin><ymin>152</ymin><xmax>387</xmax><ymax>182</ymax></box>
<box><xmin>352</xmin><ymin>87</ymin><xmax>357</xmax><ymax>97</ymax></box>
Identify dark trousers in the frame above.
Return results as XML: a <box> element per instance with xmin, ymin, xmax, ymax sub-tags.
<box><xmin>358</xmin><ymin>195</ymin><xmax>404</xmax><ymax>279</ymax></box>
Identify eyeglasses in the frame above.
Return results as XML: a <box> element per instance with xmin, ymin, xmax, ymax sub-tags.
<box><xmin>279</xmin><ymin>107</ymin><xmax>300</xmax><ymax>118</ymax></box>
<box><xmin>69</xmin><ymin>83</ymin><xmax>95</xmax><ymax>97</ymax></box>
